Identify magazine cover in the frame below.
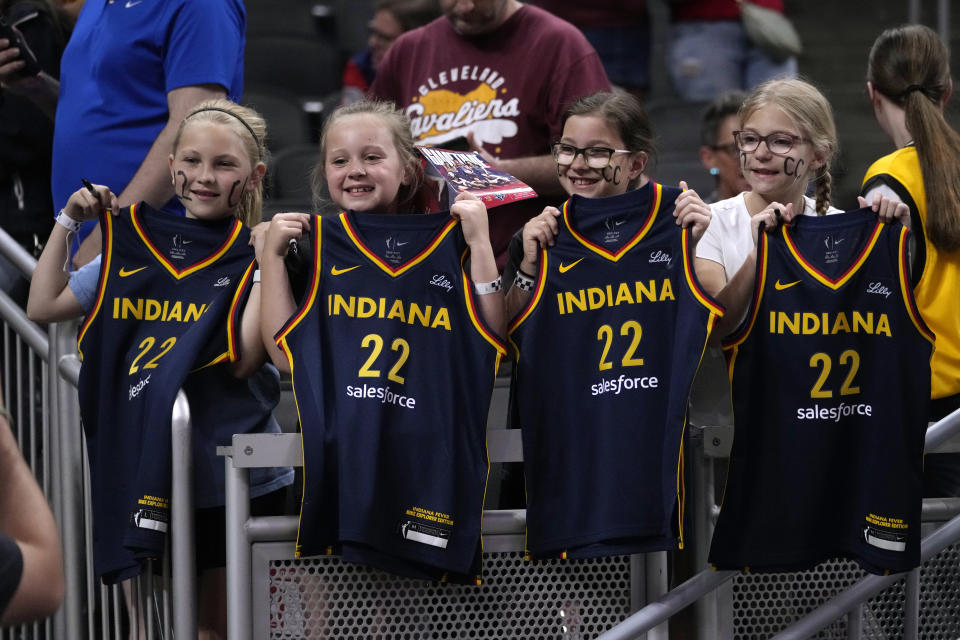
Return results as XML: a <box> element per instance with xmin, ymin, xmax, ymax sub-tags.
<box><xmin>418</xmin><ymin>147</ymin><xmax>537</xmax><ymax>209</ymax></box>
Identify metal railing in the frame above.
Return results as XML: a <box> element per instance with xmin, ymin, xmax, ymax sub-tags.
<box><xmin>597</xmin><ymin>408</ymin><xmax>960</xmax><ymax>639</ymax></box>
<box><xmin>0</xmin><ymin>228</ymin><xmax>196</xmax><ymax>639</ymax></box>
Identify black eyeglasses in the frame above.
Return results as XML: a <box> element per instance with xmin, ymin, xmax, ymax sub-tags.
<box><xmin>733</xmin><ymin>130</ymin><xmax>806</xmax><ymax>156</ymax></box>
<box><xmin>551</xmin><ymin>143</ymin><xmax>631</xmax><ymax>169</ymax></box>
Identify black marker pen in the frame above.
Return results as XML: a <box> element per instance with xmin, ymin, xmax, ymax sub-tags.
<box><xmin>81</xmin><ymin>178</ymin><xmax>102</xmax><ymax>203</ymax></box>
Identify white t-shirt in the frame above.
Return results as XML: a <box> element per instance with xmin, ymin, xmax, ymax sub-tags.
<box><xmin>696</xmin><ymin>192</ymin><xmax>842</xmax><ymax>280</ymax></box>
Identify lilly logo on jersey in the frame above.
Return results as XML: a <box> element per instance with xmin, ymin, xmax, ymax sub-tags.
<box><xmin>648</xmin><ymin>249</ymin><xmax>672</xmax><ymax>267</ymax></box>
<box><xmin>866</xmin><ymin>281</ymin><xmax>893</xmax><ymax>299</ymax></box>
<box><xmin>429</xmin><ymin>273</ymin><xmax>454</xmax><ymax>293</ymax></box>
<box><xmin>213</xmin><ymin>277</ymin><xmax>231</xmax><ymax>288</ymax></box>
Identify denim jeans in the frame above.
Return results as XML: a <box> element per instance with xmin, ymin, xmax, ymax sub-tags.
<box><xmin>669</xmin><ymin>20</ymin><xmax>797</xmax><ymax>102</ymax></box>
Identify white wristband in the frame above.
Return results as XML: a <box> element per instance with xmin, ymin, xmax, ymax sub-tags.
<box><xmin>253</xmin><ymin>269</ymin><xmax>261</xmax><ymax>283</ymax></box>
<box><xmin>474</xmin><ymin>276</ymin><xmax>503</xmax><ymax>295</ymax></box>
<box><xmin>56</xmin><ymin>209</ymin><xmax>83</xmax><ymax>233</ymax></box>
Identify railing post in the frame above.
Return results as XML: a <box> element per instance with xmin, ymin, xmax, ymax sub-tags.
<box><xmin>847</xmin><ymin>604</ymin><xmax>862</xmax><ymax>639</ymax></box>
<box><xmin>645</xmin><ymin>552</ymin><xmax>669</xmax><ymax>639</ymax></box>
<box><xmin>53</xmin><ymin>324</ymin><xmax>84</xmax><ymax>638</ymax></box>
<box><xmin>903</xmin><ymin>567</ymin><xmax>920</xmax><ymax>640</ymax></box>
<box><xmin>225</xmin><ymin>443</ymin><xmax>253</xmax><ymax>640</ymax></box>
<box><xmin>171</xmin><ymin>390</ymin><xmax>197</xmax><ymax>639</ymax></box>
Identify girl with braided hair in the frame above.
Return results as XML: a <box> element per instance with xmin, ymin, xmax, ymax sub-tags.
<box><xmin>695</xmin><ymin>77</ymin><xmax>904</xmax><ymax>335</ymax></box>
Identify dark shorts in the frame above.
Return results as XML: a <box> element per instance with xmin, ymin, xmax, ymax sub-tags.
<box><xmin>0</xmin><ymin>532</ymin><xmax>23</xmax><ymax>615</ymax></box>
<box><xmin>195</xmin><ymin>488</ymin><xmax>289</xmax><ymax>571</ymax></box>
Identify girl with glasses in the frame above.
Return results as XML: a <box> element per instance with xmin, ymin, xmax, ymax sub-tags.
<box><xmin>505</xmin><ymin>90</ymin><xmax>712</xmax><ymax>313</ymax></box>
<box><xmin>505</xmin><ymin>90</ymin><xmax>721</xmax><ymax>561</ymax></box>
<box><xmin>694</xmin><ymin>78</ymin><xmax>905</xmax><ymax>334</ymax></box>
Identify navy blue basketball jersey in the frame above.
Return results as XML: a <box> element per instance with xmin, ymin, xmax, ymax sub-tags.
<box><xmin>509</xmin><ymin>183</ymin><xmax>724</xmax><ymax>560</ymax></box>
<box><xmin>709</xmin><ymin>209</ymin><xmax>934</xmax><ymax>575</ymax></box>
<box><xmin>77</xmin><ymin>203</ymin><xmax>254</xmax><ymax>583</ymax></box>
<box><xmin>276</xmin><ymin>210</ymin><xmax>505</xmax><ymax>583</ymax></box>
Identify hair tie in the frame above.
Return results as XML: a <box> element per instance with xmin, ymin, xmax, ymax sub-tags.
<box><xmin>185</xmin><ymin>107</ymin><xmax>262</xmax><ymax>158</ymax></box>
<box><xmin>902</xmin><ymin>84</ymin><xmax>925</xmax><ymax>98</ymax></box>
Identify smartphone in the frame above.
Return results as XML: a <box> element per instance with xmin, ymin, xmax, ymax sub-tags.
<box><xmin>0</xmin><ymin>16</ymin><xmax>41</xmax><ymax>79</ymax></box>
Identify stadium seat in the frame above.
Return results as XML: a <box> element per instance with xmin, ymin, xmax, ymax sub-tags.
<box><xmin>243</xmin><ymin>90</ymin><xmax>313</xmax><ymax>153</ymax></box>
<box><xmin>245</xmin><ymin>0</ymin><xmax>320</xmax><ymax>38</ymax></box>
<box><xmin>245</xmin><ymin>35</ymin><xmax>342</xmax><ymax>99</ymax></box>
<box><xmin>267</xmin><ymin>144</ymin><xmax>320</xmax><ymax>203</ymax></box>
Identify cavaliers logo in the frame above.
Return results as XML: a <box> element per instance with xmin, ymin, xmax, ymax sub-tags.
<box><xmin>406</xmin><ymin>69</ymin><xmax>520</xmax><ymax>147</ymax></box>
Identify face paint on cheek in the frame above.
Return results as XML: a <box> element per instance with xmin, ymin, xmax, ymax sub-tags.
<box><xmin>740</xmin><ymin>152</ymin><xmax>748</xmax><ymax>169</ymax></box>
<box><xmin>176</xmin><ymin>171</ymin><xmax>192</xmax><ymax>200</ymax></box>
<box><xmin>227</xmin><ymin>179</ymin><xmax>244</xmax><ymax>208</ymax></box>
<box><xmin>599</xmin><ymin>166</ymin><xmax>622</xmax><ymax>185</ymax></box>
<box><xmin>783</xmin><ymin>157</ymin><xmax>805</xmax><ymax>178</ymax></box>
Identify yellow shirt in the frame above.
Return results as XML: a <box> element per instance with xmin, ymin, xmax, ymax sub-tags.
<box><xmin>863</xmin><ymin>146</ymin><xmax>960</xmax><ymax>399</ymax></box>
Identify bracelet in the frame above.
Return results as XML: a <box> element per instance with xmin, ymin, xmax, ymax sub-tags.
<box><xmin>56</xmin><ymin>209</ymin><xmax>83</xmax><ymax>233</ymax></box>
<box><xmin>474</xmin><ymin>276</ymin><xmax>502</xmax><ymax>295</ymax></box>
<box><xmin>518</xmin><ymin>267</ymin><xmax>536</xmax><ymax>280</ymax></box>
<box><xmin>513</xmin><ymin>271</ymin><xmax>535</xmax><ymax>291</ymax></box>
<box><xmin>252</xmin><ymin>269</ymin><xmax>261</xmax><ymax>283</ymax></box>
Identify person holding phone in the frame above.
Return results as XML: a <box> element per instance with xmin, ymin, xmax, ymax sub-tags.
<box><xmin>0</xmin><ymin>0</ymin><xmax>68</xmax><ymax>303</ymax></box>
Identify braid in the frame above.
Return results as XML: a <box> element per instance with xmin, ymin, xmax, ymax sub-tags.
<box><xmin>815</xmin><ymin>167</ymin><xmax>832</xmax><ymax>216</ymax></box>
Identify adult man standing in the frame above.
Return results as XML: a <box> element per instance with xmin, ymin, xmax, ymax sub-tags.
<box><xmin>370</xmin><ymin>0</ymin><xmax>610</xmax><ymax>266</ymax></box>
<box><xmin>0</xmin><ymin>0</ymin><xmax>245</xmax><ymax>268</ymax></box>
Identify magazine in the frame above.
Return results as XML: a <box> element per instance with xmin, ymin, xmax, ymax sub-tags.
<box><xmin>418</xmin><ymin>146</ymin><xmax>537</xmax><ymax>209</ymax></box>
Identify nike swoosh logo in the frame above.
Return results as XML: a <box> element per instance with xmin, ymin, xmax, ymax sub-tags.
<box><xmin>774</xmin><ymin>279</ymin><xmax>801</xmax><ymax>290</ymax></box>
<box><xmin>558</xmin><ymin>258</ymin><xmax>583</xmax><ymax>274</ymax></box>
<box><xmin>125</xmin><ymin>0</ymin><xmax>142</xmax><ymax>7</ymax></box>
<box><xmin>119</xmin><ymin>266</ymin><xmax>147</xmax><ymax>277</ymax></box>
<box><xmin>330</xmin><ymin>265</ymin><xmax>360</xmax><ymax>276</ymax></box>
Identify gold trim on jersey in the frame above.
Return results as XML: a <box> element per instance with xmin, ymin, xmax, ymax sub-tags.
<box><xmin>340</xmin><ymin>211</ymin><xmax>458</xmax><ymax>277</ymax></box>
<box><xmin>222</xmin><ymin>260</ymin><xmax>257</xmax><ymax>363</ymax></box>
<box><xmin>276</xmin><ymin>218</ymin><xmax>324</xmax><ymax>346</ymax></box>
<box><xmin>782</xmin><ymin>221</ymin><xmax>883</xmax><ymax>290</ymax></box>
<box><xmin>898</xmin><ymin>227</ymin><xmax>936</xmax><ymax>346</ymax></box>
<box><xmin>507</xmin><ymin>249</ymin><xmax>549</xmax><ymax>355</ymax></box>
<box><xmin>77</xmin><ymin>207</ymin><xmax>117</xmax><ymax>360</ymax></box>
<box><xmin>682</xmin><ymin>227</ymin><xmax>725</xmax><ymax>319</ymax></box>
<box><xmin>459</xmin><ymin>249</ymin><xmax>507</xmax><ymax>359</ymax></box>
<box><xmin>723</xmin><ymin>229</ymin><xmax>770</xmax><ymax>362</ymax></box>
<box><xmin>562</xmin><ymin>182</ymin><xmax>663</xmax><ymax>261</ymax></box>
<box><xmin>131</xmin><ymin>205</ymin><xmax>244</xmax><ymax>280</ymax></box>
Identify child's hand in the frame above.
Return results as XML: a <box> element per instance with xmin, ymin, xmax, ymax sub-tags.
<box><xmin>520</xmin><ymin>206</ymin><xmax>561</xmax><ymax>275</ymax></box>
<box><xmin>450</xmin><ymin>191</ymin><xmax>490</xmax><ymax>248</ymax></box>
<box><xmin>674</xmin><ymin>181</ymin><xmax>712</xmax><ymax>242</ymax></box>
<box><xmin>750</xmin><ymin>201</ymin><xmax>796</xmax><ymax>248</ymax></box>
<box><xmin>264</xmin><ymin>213</ymin><xmax>311</xmax><ymax>258</ymax></box>
<box><xmin>64</xmin><ymin>184</ymin><xmax>117</xmax><ymax>222</ymax></box>
<box><xmin>249</xmin><ymin>221</ymin><xmax>270</xmax><ymax>264</ymax></box>
<box><xmin>858</xmin><ymin>194</ymin><xmax>910</xmax><ymax>228</ymax></box>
